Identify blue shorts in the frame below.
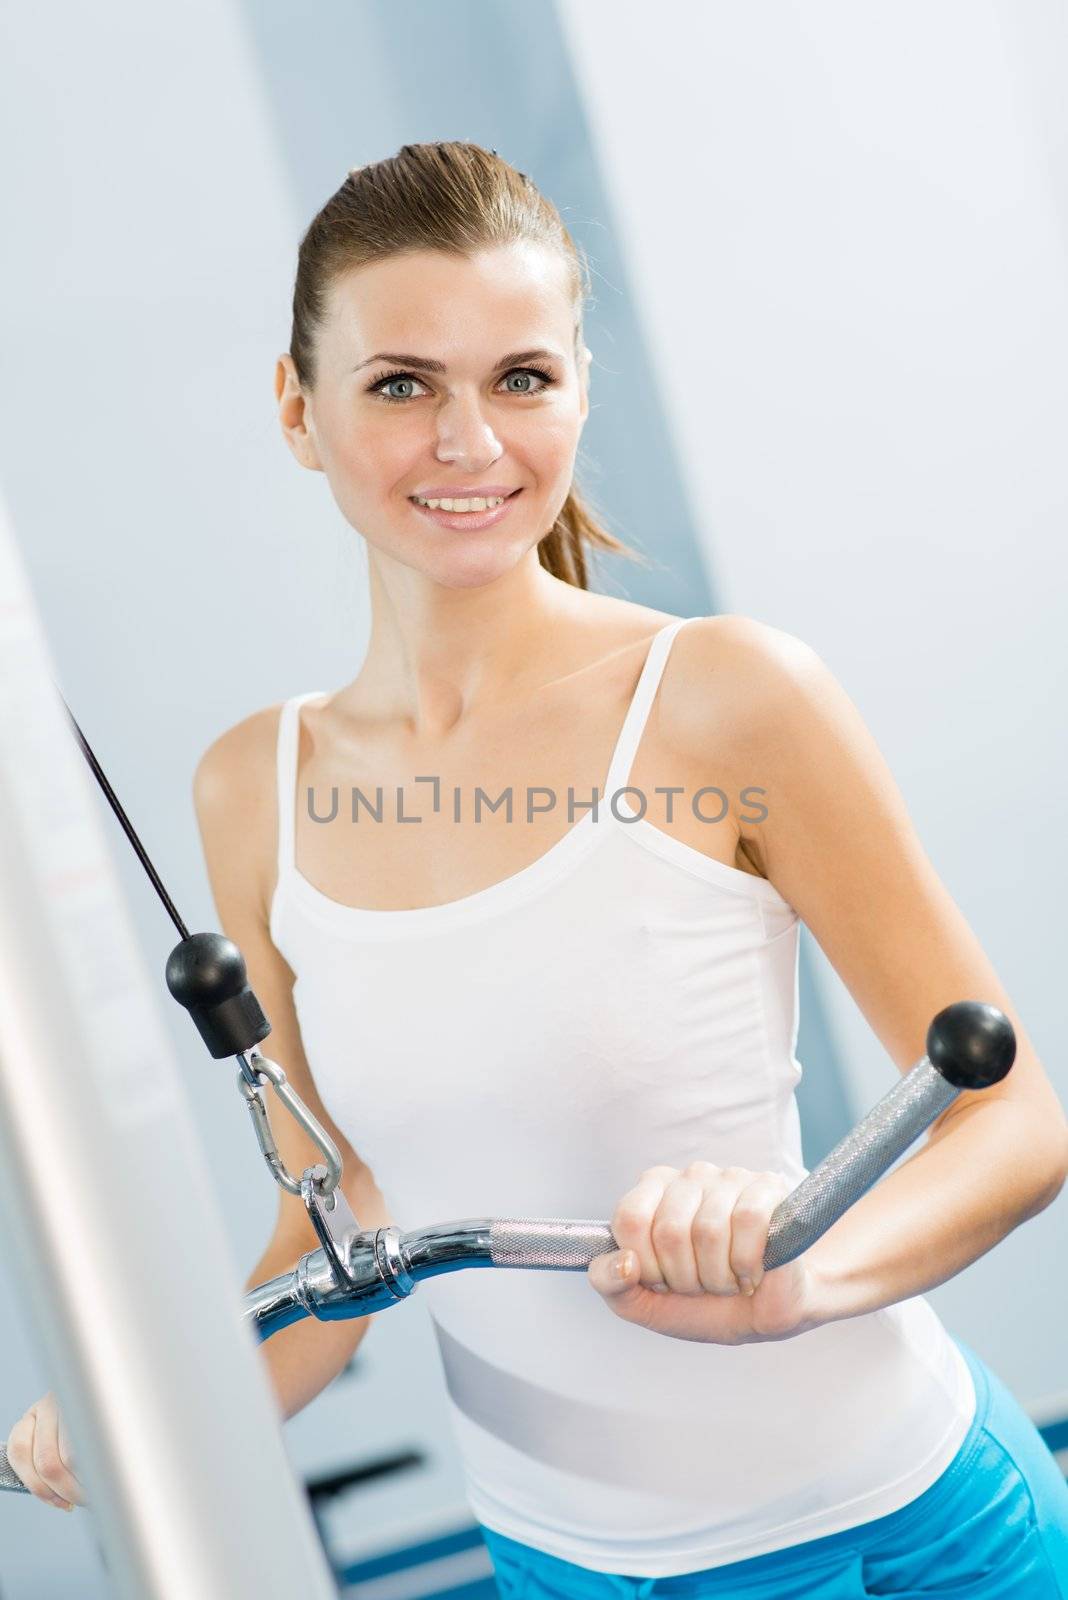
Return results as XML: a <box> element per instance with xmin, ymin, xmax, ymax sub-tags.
<box><xmin>478</xmin><ymin>1338</ymin><xmax>1068</xmax><ymax>1598</ymax></box>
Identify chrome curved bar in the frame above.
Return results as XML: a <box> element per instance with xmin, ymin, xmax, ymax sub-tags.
<box><xmin>242</xmin><ymin>1043</ymin><xmax>999</xmax><ymax>1345</ymax></box>
<box><xmin>1</xmin><ymin>1004</ymin><xmax>1015</xmax><ymax>1492</ymax></box>
<box><xmin>245</xmin><ymin>1219</ymin><xmax>499</xmax><ymax>1340</ymax></box>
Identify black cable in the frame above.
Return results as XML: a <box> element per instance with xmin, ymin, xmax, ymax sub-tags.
<box><xmin>52</xmin><ymin>682</ymin><xmax>190</xmax><ymax>941</ymax></box>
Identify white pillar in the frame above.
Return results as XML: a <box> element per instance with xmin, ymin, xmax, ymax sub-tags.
<box><xmin>0</xmin><ymin>497</ymin><xmax>336</xmax><ymax>1598</ymax></box>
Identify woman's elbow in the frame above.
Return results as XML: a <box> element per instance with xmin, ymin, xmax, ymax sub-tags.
<box><xmin>1026</xmin><ymin>1123</ymin><xmax>1068</xmax><ymax>1218</ymax></box>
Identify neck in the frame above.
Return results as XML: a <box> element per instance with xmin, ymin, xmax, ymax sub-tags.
<box><xmin>342</xmin><ymin>554</ymin><xmax>584</xmax><ymax>738</ymax></box>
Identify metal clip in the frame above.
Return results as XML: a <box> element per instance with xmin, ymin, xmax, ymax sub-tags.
<box><xmin>300</xmin><ymin>1165</ymin><xmax>360</xmax><ymax>1282</ymax></box>
<box><xmin>236</xmin><ymin>1049</ymin><xmax>343</xmax><ymax>1200</ymax></box>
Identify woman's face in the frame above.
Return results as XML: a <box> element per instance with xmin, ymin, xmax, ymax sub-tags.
<box><xmin>277</xmin><ymin>241</ymin><xmax>590</xmax><ymax>589</ymax></box>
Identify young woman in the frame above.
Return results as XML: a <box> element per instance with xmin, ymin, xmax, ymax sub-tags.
<box><xmin>12</xmin><ymin>142</ymin><xmax>1068</xmax><ymax>1597</ymax></box>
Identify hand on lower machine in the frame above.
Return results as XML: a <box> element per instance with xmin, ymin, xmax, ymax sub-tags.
<box><xmin>587</xmin><ymin>1162</ymin><xmax>822</xmax><ymax>1344</ymax></box>
<box><xmin>6</xmin><ymin>1392</ymin><xmax>86</xmax><ymax>1511</ymax></box>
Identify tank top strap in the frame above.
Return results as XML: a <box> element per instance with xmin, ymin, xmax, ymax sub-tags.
<box><xmin>602</xmin><ymin>617</ymin><xmax>701</xmax><ymax>802</ymax></box>
<box><xmin>275</xmin><ymin>691</ymin><xmax>326</xmax><ymax>883</ymax></box>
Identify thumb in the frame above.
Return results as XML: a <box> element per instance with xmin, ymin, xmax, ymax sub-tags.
<box><xmin>587</xmin><ymin>1249</ymin><xmax>638</xmax><ymax>1299</ymax></box>
<box><xmin>587</xmin><ymin>1251</ymin><xmax>667</xmax><ymax>1324</ymax></box>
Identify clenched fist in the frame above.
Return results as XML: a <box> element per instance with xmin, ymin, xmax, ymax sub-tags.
<box><xmin>587</xmin><ymin>1162</ymin><xmax>823</xmax><ymax>1344</ymax></box>
<box><xmin>6</xmin><ymin>1392</ymin><xmax>85</xmax><ymax>1511</ymax></box>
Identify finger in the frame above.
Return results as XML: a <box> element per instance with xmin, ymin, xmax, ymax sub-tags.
<box><xmin>649</xmin><ymin>1175</ymin><xmax>707</xmax><ymax>1293</ymax></box>
<box><xmin>32</xmin><ymin>1403</ymin><xmax>83</xmax><ymax>1508</ymax></box>
<box><xmin>691</xmin><ymin>1168</ymin><xmax>754</xmax><ymax>1295</ymax></box>
<box><xmin>7</xmin><ymin>1415</ymin><xmax>73</xmax><ymax>1512</ymax></box>
<box><xmin>586</xmin><ymin>1250</ymin><xmax>671</xmax><ymax>1328</ymax></box>
<box><xmin>729</xmin><ymin>1173</ymin><xmax>791</xmax><ymax>1292</ymax></box>
<box><xmin>57</xmin><ymin>1411</ymin><xmax>79</xmax><ymax>1479</ymax></box>
<box><xmin>587</xmin><ymin>1251</ymin><xmax>744</xmax><ymax>1343</ymax></box>
<box><xmin>611</xmin><ymin>1168</ymin><xmax>676</xmax><ymax>1286</ymax></box>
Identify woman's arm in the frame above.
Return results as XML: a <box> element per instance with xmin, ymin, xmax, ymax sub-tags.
<box><xmin>802</xmin><ymin>1094</ymin><xmax>1066</xmax><ymax>1327</ymax></box>
<box><xmin>193</xmin><ymin>712</ymin><xmax>396</xmax><ymax>1412</ymax></box>
<box><xmin>588</xmin><ymin>616</ymin><xmax>1068</xmax><ymax>1341</ymax></box>
<box><xmin>244</xmin><ymin>1173</ymin><xmax>393</xmax><ymax>1422</ymax></box>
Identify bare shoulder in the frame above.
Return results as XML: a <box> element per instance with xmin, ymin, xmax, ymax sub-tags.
<box><xmin>192</xmin><ymin>701</ymin><xmax>289</xmax><ymax>921</ymax></box>
<box><xmin>678</xmin><ymin>612</ymin><xmax>817</xmax><ymax>677</ymax></box>
<box><xmin>192</xmin><ymin>700</ymin><xmax>286</xmax><ymax>822</ymax></box>
<box><xmin>661</xmin><ymin>612</ymin><xmax>819</xmax><ymax>754</ymax></box>
<box><xmin>193</xmin><ymin>701</ymin><xmax>285</xmax><ymax>792</ymax></box>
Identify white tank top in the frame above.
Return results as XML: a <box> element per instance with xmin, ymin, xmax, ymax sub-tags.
<box><xmin>268</xmin><ymin>615</ymin><xmax>976</xmax><ymax>1577</ymax></box>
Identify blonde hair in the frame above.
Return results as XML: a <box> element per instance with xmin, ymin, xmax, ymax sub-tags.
<box><xmin>289</xmin><ymin>141</ymin><xmax>647</xmax><ymax>589</ymax></box>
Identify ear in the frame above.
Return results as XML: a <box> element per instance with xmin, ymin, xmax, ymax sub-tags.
<box><xmin>275</xmin><ymin>354</ymin><xmax>323</xmax><ymax>472</ymax></box>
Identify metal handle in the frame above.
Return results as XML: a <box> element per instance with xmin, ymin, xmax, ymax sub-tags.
<box><xmin>244</xmin><ymin>1003</ymin><xmax>1016</xmax><ymax>1340</ymax></box>
<box><xmin>1</xmin><ymin>1001</ymin><xmax>1016</xmax><ymax>1495</ymax></box>
<box><xmin>0</xmin><ymin>1442</ymin><xmax>24</xmax><ymax>1493</ymax></box>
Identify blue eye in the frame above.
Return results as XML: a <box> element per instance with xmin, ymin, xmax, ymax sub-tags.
<box><xmin>502</xmin><ymin>370</ymin><xmax>541</xmax><ymax>394</ymax></box>
<box><xmin>367</xmin><ymin>365</ymin><xmax>556</xmax><ymax>405</ymax></box>
<box><xmin>374</xmin><ymin>373</ymin><xmax>423</xmax><ymax>402</ymax></box>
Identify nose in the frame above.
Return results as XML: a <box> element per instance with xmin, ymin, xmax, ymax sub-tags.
<box><xmin>434</xmin><ymin>390</ymin><xmax>504</xmax><ymax>473</ymax></box>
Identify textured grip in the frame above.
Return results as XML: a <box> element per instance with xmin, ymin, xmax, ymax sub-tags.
<box><xmin>488</xmin><ymin>1057</ymin><xmax>957</xmax><ymax>1274</ymax></box>
<box><xmin>489</xmin><ymin>1219</ymin><xmax>615</xmax><ymax>1268</ymax></box>
<box><xmin>0</xmin><ymin>1442</ymin><xmax>28</xmax><ymax>1494</ymax></box>
<box><xmin>763</xmin><ymin>1056</ymin><xmax>956</xmax><ymax>1267</ymax></box>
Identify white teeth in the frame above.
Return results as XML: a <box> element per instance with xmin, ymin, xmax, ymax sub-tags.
<box><xmin>414</xmin><ymin>495</ymin><xmax>507</xmax><ymax>512</ymax></box>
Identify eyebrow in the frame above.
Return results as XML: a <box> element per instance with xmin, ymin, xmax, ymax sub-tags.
<box><xmin>353</xmin><ymin>347</ymin><xmax>564</xmax><ymax>375</ymax></box>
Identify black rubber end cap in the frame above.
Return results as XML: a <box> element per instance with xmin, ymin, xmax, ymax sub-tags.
<box><xmin>165</xmin><ymin>932</ymin><xmax>271</xmax><ymax>1059</ymax></box>
<box><xmin>927</xmin><ymin>1001</ymin><xmax>1015</xmax><ymax>1090</ymax></box>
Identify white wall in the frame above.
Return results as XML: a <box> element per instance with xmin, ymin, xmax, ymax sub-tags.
<box><xmin>559</xmin><ymin>0</ymin><xmax>1068</xmax><ymax>1400</ymax></box>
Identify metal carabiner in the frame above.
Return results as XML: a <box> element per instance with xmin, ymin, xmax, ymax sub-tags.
<box><xmin>236</xmin><ymin>1049</ymin><xmax>343</xmax><ymax>1199</ymax></box>
<box><xmin>55</xmin><ymin>690</ymin><xmax>349</xmax><ymax>1208</ymax></box>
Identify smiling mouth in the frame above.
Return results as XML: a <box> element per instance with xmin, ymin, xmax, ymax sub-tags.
<box><xmin>409</xmin><ymin>489</ymin><xmax>522</xmax><ymax>509</ymax></box>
